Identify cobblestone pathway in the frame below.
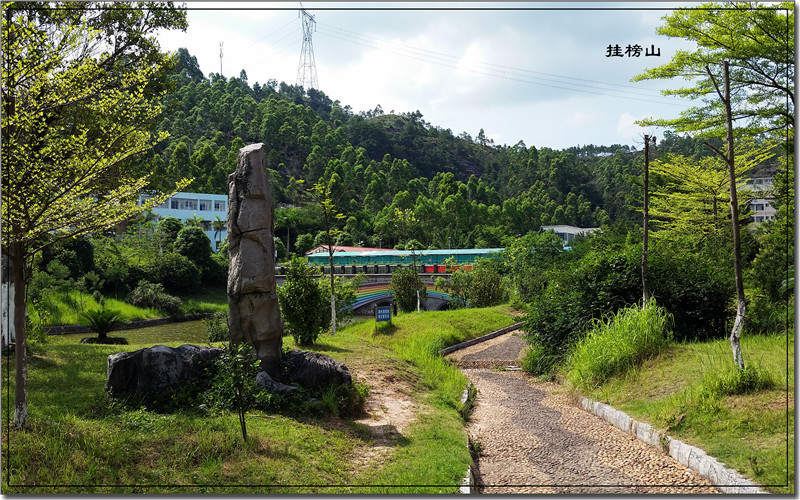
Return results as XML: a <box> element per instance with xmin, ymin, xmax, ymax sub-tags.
<box><xmin>446</xmin><ymin>332</ymin><xmax>719</xmax><ymax>494</ymax></box>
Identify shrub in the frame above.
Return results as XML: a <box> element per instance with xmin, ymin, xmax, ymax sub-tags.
<box><xmin>128</xmin><ymin>280</ymin><xmax>183</xmax><ymax>315</ymax></box>
<box><xmin>277</xmin><ymin>256</ymin><xmax>329</xmax><ymax>346</ymax></box>
<box><xmin>204</xmin><ymin>312</ymin><xmax>229</xmax><ymax>343</ymax></box>
<box><xmin>391</xmin><ymin>265</ymin><xmax>428</xmax><ymax>313</ymax></box>
<box><xmin>174</xmin><ymin>226</ymin><xmax>212</xmax><ymax>266</ymax></box>
<box><xmin>144</xmin><ymin>252</ymin><xmax>200</xmax><ymax>293</ymax></box>
<box><xmin>78</xmin><ymin>309</ymin><xmax>126</xmax><ymax>340</ymax></box>
<box><xmin>565</xmin><ymin>301</ymin><xmax>673</xmax><ymax>390</ymax></box>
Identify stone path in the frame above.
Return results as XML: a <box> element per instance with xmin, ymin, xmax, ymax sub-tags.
<box><xmin>446</xmin><ymin>331</ymin><xmax>719</xmax><ymax>494</ymax></box>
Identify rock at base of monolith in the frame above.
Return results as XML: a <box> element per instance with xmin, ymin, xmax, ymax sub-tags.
<box><xmin>255</xmin><ymin>371</ymin><xmax>299</xmax><ymax>395</ymax></box>
<box><xmin>285</xmin><ymin>350</ymin><xmax>352</xmax><ymax>389</ymax></box>
<box><xmin>105</xmin><ymin>344</ymin><xmax>223</xmax><ymax>397</ymax></box>
<box><xmin>227</xmin><ymin>142</ymin><xmax>283</xmax><ymax>377</ymax></box>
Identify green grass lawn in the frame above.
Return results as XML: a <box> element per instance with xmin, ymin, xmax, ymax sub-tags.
<box><xmin>30</xmin><ymin>287</ymin><xmax>228</xmax><ymax>327</ymax></box>
<box><xmin>2</xmin><ymin>305</ymin><xmax>518</xmax><ymax>493</ymax></box>
<box><xmin>572</xmin><ymin>332</ymin><xmax>794</xmax><ymax>494</ymax></box>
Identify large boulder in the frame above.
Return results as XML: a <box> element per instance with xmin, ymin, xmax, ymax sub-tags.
<box><xmin>106</xmin><ymin>344</ymin><xmax>222</xmax><ymax>397</ymax></box>
<box><xmin>285</xmin><ymin>350</ymin><xmax>352</xmax><ymax>389</ymax></box>
<box><xmin>227</xmin><ymin>143</ymin><xmax>283</xmax><ymax>377</ymax></box>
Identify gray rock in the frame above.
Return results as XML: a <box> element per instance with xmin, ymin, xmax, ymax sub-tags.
<box><xmin>285</xmin><ymin>350</ymin><xmax>352</xmax><ymax>389</ymax></box>
<box><xmin>227</xmin><ymin>143</ymin><xmax>283</xmax><ymax>377</ymax></box>
<box><xmin>105</xmin><ymin>344</ymin><xmax>222</xmax><ymax>397</ymax></box>
<box><xmin>254</xmin><ymin>370</ymin><xmax>299</xmax><ymax>395</ymax></box>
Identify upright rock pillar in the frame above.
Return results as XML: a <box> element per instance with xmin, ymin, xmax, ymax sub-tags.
<box><xmin>227</xmin><ymin>143</ymin><xmax>283</xmax><ymax>377</ymax></box>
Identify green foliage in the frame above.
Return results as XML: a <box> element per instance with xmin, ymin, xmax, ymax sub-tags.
<box><xmin>390</xmin><ymin>266</ymin><xmax>428</xmax><ymax>313</ymax></box>
<box><xmin>633</xmin><ymin>2</ymin><xmax>794</xmax><ymax>140</ymax></box>
<box><xmin>277</xmin><ymin>256</ymin><xmax>329</xmax><ymax>346</ymax></box>
<box><xmin>77</xmin><ymin>309</ymin><xmax>126</xmax><ymax>340</ymax></box>
<box><xmin>127</xmin><ymin>281</ymin><xmax>182</xmax><ymax>315</ymax></box>
<box><xmin>699</xmin><ymin>363</ymin><xmax>777</xmax><ymax>397</ymax></box>
<box><xmin>158</xmin><ymin>217</ymin><xmax>184</xmax><ymax>251</ymax></box>
<box><xmin>565</xmin><ymin>300</ymin><xmax>673</xmax><ymax>390</ymax></box>
<box><xmin>436</xmin><ymin>259</ymin><xmax>508</xmax><ymax>309</ymax></box>
<box><xmin>144</xmin><ymin>252</ymin><xmax>201</xmax><ymax>293</ymax></box>
<box><xmin>174</xmin><ymin>226</ymin><xmax>213</xmax><ymax>270</ymax></box>
<box><xmin>204</xmin><ymin>312</ymin><xmax>230</xmax><ymax>343</ymax></box>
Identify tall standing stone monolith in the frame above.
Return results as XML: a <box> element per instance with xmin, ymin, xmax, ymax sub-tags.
<box><xmin>227</xmin><ymin>143</ymin><xmax>283</xmax><ymax>377</ymax></box>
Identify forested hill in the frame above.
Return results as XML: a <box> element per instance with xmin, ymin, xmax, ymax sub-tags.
<box><xmin>136</xmin><ymin>47</ymin><xmax>729</xmax><ymax>252</ymax></box>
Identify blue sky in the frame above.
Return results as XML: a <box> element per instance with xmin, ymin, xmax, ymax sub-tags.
<box><xmin>157</xmin><ymin>2</ymin><xmax>699</xmax><ymax>150</ymax></box>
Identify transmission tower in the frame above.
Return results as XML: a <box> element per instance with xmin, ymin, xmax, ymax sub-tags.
<box><xmin>296</xmin><ymin>6</ymin><xmax>318</xmax><ymax>91</ymax></box>
<box><xmin>219</xmin><ymin>42</ymin><xmax>224</xmax><ymax>76</ymax></box>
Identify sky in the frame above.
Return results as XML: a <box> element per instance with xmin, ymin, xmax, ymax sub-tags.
<box><xmin>157</xmin><ymin>2</ymin><xmax>700</xmax><ymax>151</ymax></box>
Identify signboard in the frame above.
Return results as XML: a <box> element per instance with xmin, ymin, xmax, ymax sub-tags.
<box><xmin>376</xmin><ymin>306</ymin><xmax>392</xmax><ymax>322</ymax></box>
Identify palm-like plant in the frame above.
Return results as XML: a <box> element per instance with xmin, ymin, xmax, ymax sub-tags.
<box><xmin>78</xmin><ymin>309</ymin><xmax>126</xmax><ymax>340</ymax></box>
<box><xmin>212</xmin><ymin>215</ymin><xmax>226</xmax><ymax>248</ymax></box>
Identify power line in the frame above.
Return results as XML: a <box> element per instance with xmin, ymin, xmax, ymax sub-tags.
<box><xmin>315</xmin><ymin>22</ymin><xmax>690</xmax><ymax>107</ymax></box>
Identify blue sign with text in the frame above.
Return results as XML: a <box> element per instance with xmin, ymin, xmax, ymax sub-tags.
<box><xmin>376</xmin><ymin>306</ymin><xmax>392</xmax><ymax>322</ymax></box>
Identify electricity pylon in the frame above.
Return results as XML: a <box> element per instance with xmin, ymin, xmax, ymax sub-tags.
<box><xmin>296</xmin><ymin>6</ymin><xmax>318</xmax><ymax>91</ymax></box>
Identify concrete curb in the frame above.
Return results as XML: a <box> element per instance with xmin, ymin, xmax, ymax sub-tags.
<box><xmin>440</xmin><ymin>322</ymin><xmax>524</xmax><ymax>356</ymax></box>
<box><xmin>581</xmin><ymin>398</ymin><xmax>766</xmax><ymax>494</ymax></box>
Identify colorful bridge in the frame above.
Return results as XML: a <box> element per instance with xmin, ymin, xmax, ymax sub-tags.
<box><xmin>275</xmin><ymin>270</ymin><xmax>454</xmax><ymax>314</ymax></box>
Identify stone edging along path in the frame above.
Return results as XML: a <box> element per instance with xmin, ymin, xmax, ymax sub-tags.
<box><xmin>443</xmin><ymin>323</ymin><xmax>765</xmax><ymax>495</ymax></box>
<box><xmin>580</xmin><ymin>399</ymin><xmax>765</xmax><ymax>495</ymax></box>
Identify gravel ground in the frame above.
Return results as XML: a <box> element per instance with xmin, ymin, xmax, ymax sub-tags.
<box><xmin>449</xmin><ymin>332</ymin><xmax>719</xmax><ymax>494</ymax></box>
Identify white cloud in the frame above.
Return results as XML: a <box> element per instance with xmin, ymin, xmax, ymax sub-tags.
<box><xmin>616</xmin><ymin>112</ymin><xmax>647</xmax><ymax>143</ymax></box>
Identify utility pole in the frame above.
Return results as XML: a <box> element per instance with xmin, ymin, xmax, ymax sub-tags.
<box><xmin>219</xmin><ymin>42</ymin><xmax>224</xmax><ymax>77</ymax></box>
<box><xmin>296</xmin><ymin>6</ymin><xmax>319</xmax><ymax>91</ymax></box>
<box><xmin>642</xmin><ymin>134</ymin><xmax>655</xmax><ymax>307</ymax></box>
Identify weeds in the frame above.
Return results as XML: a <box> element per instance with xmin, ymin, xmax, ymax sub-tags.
<box><xmin>566</xmin><ymin>300</ymin><xmax>672</xmax><ymax>390</ymax></box>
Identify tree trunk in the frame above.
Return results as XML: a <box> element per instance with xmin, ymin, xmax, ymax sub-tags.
<box><xmin>722</xmin><ymin>61</ymin><xmax>746</xmax><ymax>370</ymax></box>
<box><xmin>12</xmin><ymin>243</ymin><xmax>28</xmax><ymax>429</ymax></box>
<box><xmin>642</xmin><ymin>135</ymin><xmax>651</xmax><ymax>307</ymax></box>
<box><xmin>328</xmin><ymin>245</ymin><xmax>336</xmax><ymax>336</ymax></box>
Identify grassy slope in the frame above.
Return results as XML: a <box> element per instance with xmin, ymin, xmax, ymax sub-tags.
<box><xmin>2</xmin><ymin>305</ymin><xmax>517</xmax><ymax>493</ymax></box>
<box><xmin>571</xmin><ymin>332</ymin><xmax>794</xmax><ymax>494</ymax></box>
<box><xmin>31</xmin><ymin>288</ymin><xmax>228</xmax><ymax>326</ymax></box>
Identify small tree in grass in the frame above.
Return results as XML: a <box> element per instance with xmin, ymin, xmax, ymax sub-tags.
<box><xmin>277</xmin><ymin>256</ymin><xmax>329</xmax><ymax>346</ymax></box>
<box><xmin>391</xmin><ymin>266</ymin><xmax>427</xmax><ymax>313</ymax></box>
<box><xmin>78</xmin><ymin>309</ymin><xmax>127</xmax><ymax>344</ymax></box>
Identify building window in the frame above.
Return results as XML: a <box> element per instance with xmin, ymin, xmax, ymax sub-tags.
<box><xmin>171</xmin><ymin>198</ymin><xmax>197</xmax><ymax>210</ymax></box>
<box><xmin>754</xmin><ymin>204</ymin><xmax>764</xmax><ymax>211</ymax></box>
<box><xmin>201</xmin><ymin>220</ymin><xmax>212</xmax><ymax>231</ymax></box>
<box><xmin>214</xmin><ymin>200</ymin><xmax>226</xmax><ymax>211</ymax></box>
<box><xmin>199</xmin><ymin>199</ymin><xmax>212</xmax><ymax>211</ymax></box>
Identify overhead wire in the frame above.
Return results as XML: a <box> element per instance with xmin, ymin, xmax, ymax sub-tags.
<box><xmin>314</xmin><ymin>21</ymin><xmax>692</xmax><ymax>108</ymax></box>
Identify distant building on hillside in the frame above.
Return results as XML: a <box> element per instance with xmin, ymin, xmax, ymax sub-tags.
<box><xmin>540</xmin><ymin>225</ymin><xmax>601</xmax><ymax>245</ymax></box>
<box><xmin>745</xmin><ymin>176</ymin><xmax>777</xmax><ymax>224</ymax></box>
<box><xmin>138</xmin><ymin>192</ymin><xmax>228</xmax><ymax>251</ymax></box>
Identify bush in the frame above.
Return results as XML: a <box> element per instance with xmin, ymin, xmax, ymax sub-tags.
<box><xmin>204</xmin><ymin>312</ymin><xmax>229</xmax><ymax>343</ymax></box>
<box><xmin>128</xmin><ymin>280</ymin><xmax>183</xmax><ymax>315</ymax></box>
<box><xmin>277</xmin><ymin>256</ymin><xmax>329</xmax><ymax>346</ymax></box>
<box><xmin>522</xmin><ymin>240</ymin><xmax>736</xmax><ymax>372</ymax></box>
<box><xmin>565</xmin><ymin>301</ymin><xmax>673</xmax><ymax>390</ymax></box>
<box><xmin>174</xmin><ymin>226</ymin><xmax>213</xmax><ymax>270</ymax></box>
<box><xmin>391</xmin><ymin>265</ymin><xmax>427</xmax><ymax>313</ymax></box>
<box><xmin>144</xmin><ymin>252</ymin><xmax>200</xmax><ymax>293</ymax></box>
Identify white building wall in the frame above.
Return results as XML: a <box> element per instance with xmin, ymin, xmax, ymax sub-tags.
<box><xmin>139</xmin><ymin>192</ymin><xmax>229</xmax><ymax>251</ymax></box>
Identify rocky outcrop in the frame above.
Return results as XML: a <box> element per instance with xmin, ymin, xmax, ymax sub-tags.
<box><xmin>105</xmin><ymin>344</ymin><xmax>222</xmax><ymax>397</ymax></box>
<box><xmin>227</xmin><ymin>143</ymin><xmax>283</xmax><ymax>377</ymax></box>
<box><xmin>255</xmin><ymin>370</ymin><xmax>299</xmax><ymax>395</ymax></box>
<box><xmin>285</xmin><ymin>350</ymin><xmax>352</xmax><ymax>389</ymax></box>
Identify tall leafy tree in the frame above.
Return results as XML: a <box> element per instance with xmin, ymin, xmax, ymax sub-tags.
<box><xmin>1</xmin><ymin>2</ymin><xmax>188</xmax><ymax>428</ymax></box>
<box><xmin>633</xmin><ymin>2</ymin><xmax>794</xmax><ymax>141</ymax></box>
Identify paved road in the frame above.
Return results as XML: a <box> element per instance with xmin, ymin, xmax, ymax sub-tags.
<box><xmin>446</xmin><ymin>331</ymin><xmax>719</xmax><ymax>494</ymax></box>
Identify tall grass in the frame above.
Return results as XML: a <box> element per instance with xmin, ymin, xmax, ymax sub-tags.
<box><xmin>566</xmin><ymin>300</ymin><xmax>672</xmax><ymax>391</ymax></box>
